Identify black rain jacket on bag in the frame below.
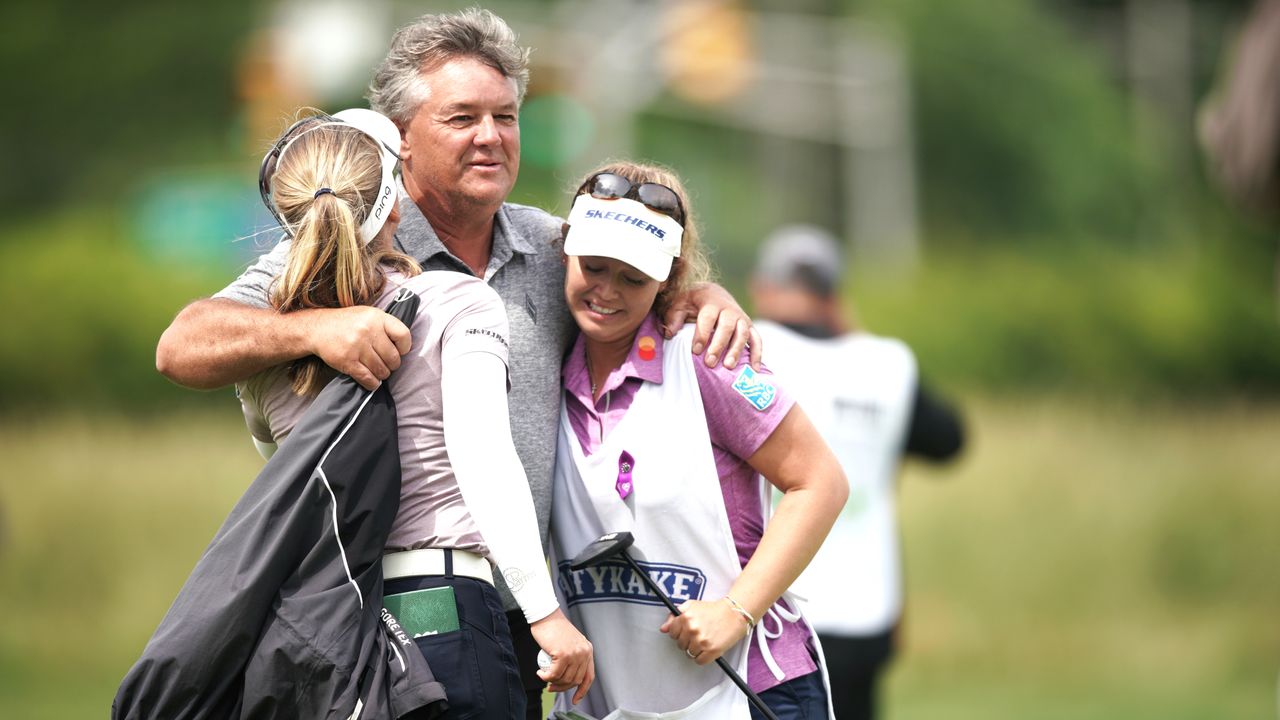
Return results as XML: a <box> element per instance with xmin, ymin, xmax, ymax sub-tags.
<box><xmin>114</xmin><ymin>288</ymin><xmax>447</xmax><ymax>719</ymax></box>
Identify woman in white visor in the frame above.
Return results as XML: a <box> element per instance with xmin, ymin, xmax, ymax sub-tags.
<box><xmin>549</xmin><ymin>161</ymin><xmax>848</xmax><ymax>720</ymax></box>
<box><xmin>238</xmin><ymin>108</ymin><xmax>593</xmax><ymax>718</ymax></box>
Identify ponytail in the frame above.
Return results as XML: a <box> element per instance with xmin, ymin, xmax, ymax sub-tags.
<box><xmin>265</xmin><ymin>118</ymin><xmax>420</xmax><ymax>396</ymax></box>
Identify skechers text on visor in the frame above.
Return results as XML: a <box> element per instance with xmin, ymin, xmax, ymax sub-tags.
<box><xmin>563</xmin><ymin>194</ymin><xmax>684</xmax><ymax>281</ymax></box>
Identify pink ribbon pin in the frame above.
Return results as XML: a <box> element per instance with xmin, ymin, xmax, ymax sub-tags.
<box><xmin>616</xmin><ymin>451</ymin><xmax>635</xmax><ymax>500</ymax></box>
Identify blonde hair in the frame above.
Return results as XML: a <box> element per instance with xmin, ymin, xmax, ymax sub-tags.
<box><xmin>267</xmin><ymin>114</ymin><xmax>420</xmax><ymax>396</ymax></box>
<box><xmin>569</xmin><ymin>160</ymin><xmax>713</xmax><ymax>317</ymax></box>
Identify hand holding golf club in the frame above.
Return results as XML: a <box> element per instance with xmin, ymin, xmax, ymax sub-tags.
<box><xmin>569</xmin><ymin>532</ymin><xmax>782</xmax><ymax>720</ymax></box>
<box><xmin>660</xmin><ymin>597</ymin><xmax>753</xmax><ymax>665</ymax></box>
<box><xmin>530</xmin><ymin>608</ymin><xmax>596</xmax><ymax>703</ymax></box>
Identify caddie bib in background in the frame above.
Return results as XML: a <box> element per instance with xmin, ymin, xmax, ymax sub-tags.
<box><xmin>756</xmin><ymin>320</ymin><xmax>917</xmax><ymax>636</ymax></box>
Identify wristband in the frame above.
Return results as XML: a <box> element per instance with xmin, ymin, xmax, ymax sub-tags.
<box><xmin>723</xmin><ymin>595</ymin><xmax>756</xmax><ymax>628</ymax></box>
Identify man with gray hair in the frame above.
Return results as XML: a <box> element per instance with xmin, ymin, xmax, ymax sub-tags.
<box><xmin>157</xmin><ymin>8</ymin><xmax>759</xmax><ymax>718</ymax></box>
<box><xmin>750</xmin><ymin>224</ymin><xmax>964</xmax><ymax>720</ymax></box>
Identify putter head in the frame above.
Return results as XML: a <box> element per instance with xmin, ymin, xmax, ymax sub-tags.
<box><xmin>569</xmin><ymin>531</ymin><xmax>635</xmax><ymax>571</ymax></box>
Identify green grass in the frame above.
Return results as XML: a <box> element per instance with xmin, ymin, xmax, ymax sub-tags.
<box><xmin>884</xmin><ymin>396</ymin><xmax>1280</xmax><ymax>719</ymax></box>
<box><xmin>1</xmin><ymin>398</ymin><xmax>1276</xmax><ymax>718</ymax></box>
<box><xmin>0</xmin><ymin>409</ymin><xmax>260</xmax><ymax>717</ymax></box>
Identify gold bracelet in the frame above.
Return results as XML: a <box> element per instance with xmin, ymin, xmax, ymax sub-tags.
<box><xmin>723</xmin><ymin>595</ymin><xmax>756</xmax><ymax>628</ymax></box>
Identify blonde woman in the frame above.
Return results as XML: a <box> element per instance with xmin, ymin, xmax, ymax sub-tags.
<box><xmin>238</xmin><ymin>108</ymin><xmax>592</xmax><ymax>718</ymax></box>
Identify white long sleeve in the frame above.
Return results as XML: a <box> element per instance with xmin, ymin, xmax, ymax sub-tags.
<box><xmin>442</xmin><ymin>350</ymin><xmax>560</xmax><ymax>624</ymax></box>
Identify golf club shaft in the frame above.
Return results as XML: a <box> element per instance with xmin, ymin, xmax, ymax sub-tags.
<box><xmin>620</xmin><ymin>554</ymin><xmax>781</xmax><ymax>720</ymax></box>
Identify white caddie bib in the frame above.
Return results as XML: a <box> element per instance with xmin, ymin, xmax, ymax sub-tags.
<box><xmin>757</xmin><ymin>321</ymin><xmax>917</xmax><ymax>636</ymax></box>
<box><xmin>550</xmin><ymin>328</ymin><xmax>751</xmax><ymax>720</ymax></box>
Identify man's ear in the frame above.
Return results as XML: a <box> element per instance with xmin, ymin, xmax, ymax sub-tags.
<box><xmin>396</xmin><ymin>122</ymin><xmax>410</xmax><ymax>160</ymax></box>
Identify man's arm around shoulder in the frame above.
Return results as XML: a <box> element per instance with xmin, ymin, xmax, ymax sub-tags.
<box><xmin>155</xmin><ymin>298</ymin><xmax>412</xmax><ymax>391</ymax></box>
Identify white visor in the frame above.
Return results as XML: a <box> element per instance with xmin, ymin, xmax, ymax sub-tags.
<box><xmin>564</xmin><ymin>194</ymin><xmax>684</xmax><ymax>281</ymax></box>
<box><xmin>333</xmin><ymin>108</ymin><xmax>401</xmax><ymax>245</ymax></box>
<box><xmin>276</xmin><ymin>108</ymin><xmax>401</xmax><ymax>245</ymax></box>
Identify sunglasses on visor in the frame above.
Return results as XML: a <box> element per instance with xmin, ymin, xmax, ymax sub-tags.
<box><xmin>257</xmin><ymin>113</ymin><xmax>401</xmax><ymax>236</ymax></box>
<box><xmin>584</xmin><ymin>172</ymin><xmax>686</xmax><ymax>226</ymax></box>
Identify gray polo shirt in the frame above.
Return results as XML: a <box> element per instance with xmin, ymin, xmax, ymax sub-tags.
<box><xmin>215</xmin><ymin>191</ymin><xmax>575</xmax><ymax>611</ymax></box>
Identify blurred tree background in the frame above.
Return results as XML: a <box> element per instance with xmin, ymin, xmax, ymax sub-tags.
<box><xmin>2</xmin><ymin>0</ymin><xmax>1278</xmax><ymax>409</ymax></box>
<box><xmin>0</xmin><ymin>0</ymin><xmax>1276</xmax><ymax>718</ymax></box>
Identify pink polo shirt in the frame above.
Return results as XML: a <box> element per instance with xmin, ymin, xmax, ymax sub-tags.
<box><xmin>562</xmin><ymin>313</ymin><xmax>819</xmax><ymax>692</ymax></box>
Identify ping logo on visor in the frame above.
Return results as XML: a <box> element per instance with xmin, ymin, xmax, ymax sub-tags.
<box><xmin>259</xmin><ymin>108</ymin><xmax>401</xmax><ymax>246</ymax></box>
<box><xmin>564</xmin><ymin>194</ymin><xmax>684</xmax><ymax>282</ymax></box>
<box><xmin>330</xmin><ymin>108</ymin><xmax>401</xmax><ymax>245</ymax></box>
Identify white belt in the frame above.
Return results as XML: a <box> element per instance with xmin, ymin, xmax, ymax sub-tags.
<box><xmin>383</xmin><ymin>548</ymin><xmax>495</xmax><ymax>585</ymax></box>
